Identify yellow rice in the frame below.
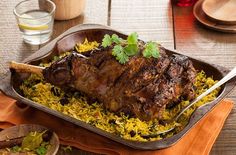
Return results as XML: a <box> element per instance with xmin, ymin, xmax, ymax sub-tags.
<box><xmin>75</xmin><ymin>38</ymin><xmax>99</xmax><ymax>53</ymax></box>
<box><xmin>20</xmin><ymin>39</ymin><xmax>220</xmax><ymax>141</ymax></box>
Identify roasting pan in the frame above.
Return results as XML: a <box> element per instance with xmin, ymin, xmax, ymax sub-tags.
<box><xmin>0</xmin><ymin>24</ymin><xmax>236</xmax><ymax>150</ymax></box>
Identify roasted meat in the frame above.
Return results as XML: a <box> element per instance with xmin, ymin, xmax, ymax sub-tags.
<box><xmin>43</xmin><ymin>46</ymin><xmax>196</xmax><ymax>121</ymax></box>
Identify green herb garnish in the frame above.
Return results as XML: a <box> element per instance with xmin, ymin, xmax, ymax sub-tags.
<box><xmin>36</xmin><ymin>145</ymin><xmax>47</xmax><ymax>155</ymax></box>
<box><xmin>143</xmin><ymin>41</ymin><xmax>160</xmax><ymax>58</ymax></box>
<box><xmin>102</xmin><ymin>34</ymin><xmax>123</xmax><ymax>47</ymax></box>
<box><xmin>102</xmin><ymin>32</ymin><xmax>160</xmax><ymax>64</ymax></box>
<box><xmin>22</xmin><ymin>130</ymin><xmax>47</xmax><ymax>150</ymax></box>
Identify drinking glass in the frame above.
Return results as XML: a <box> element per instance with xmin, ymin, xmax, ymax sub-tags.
<box><xmin>14</xmin><ymin>0</ymin><xmax>56</xmax><ymax>45</ymax></box>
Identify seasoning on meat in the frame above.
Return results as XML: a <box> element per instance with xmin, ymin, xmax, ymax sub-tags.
<box><xmin>43</xmin><ymin>45</ymin><xmax>196</xmax><ymax>121</ymax></box>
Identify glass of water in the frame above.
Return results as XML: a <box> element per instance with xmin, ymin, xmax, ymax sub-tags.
<box><xmin>14</xmin><ymin>0</ymin><xmax>56</xmax><ymax>45</ymax></box>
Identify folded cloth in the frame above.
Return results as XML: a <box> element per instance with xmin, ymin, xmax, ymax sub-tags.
<box><xmin>0</xmin><ymin>93</ymin><xmax>233</xmax><ymax>155</ymax></box>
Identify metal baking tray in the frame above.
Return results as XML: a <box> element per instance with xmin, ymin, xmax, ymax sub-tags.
<box><xmin>0</xmin><ymin>24</ymin><xmax>236</xmax><ymax>150</ymax></box>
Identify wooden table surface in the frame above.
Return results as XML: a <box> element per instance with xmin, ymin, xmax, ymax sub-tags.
<box><xmin>0</xmin><ymin>0</ymin><xmax>236</xmax><ymax>154</ymax></box>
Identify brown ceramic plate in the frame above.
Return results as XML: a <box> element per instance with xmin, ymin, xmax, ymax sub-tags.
<box><xmin>194</xmin><ymin>0</ymin><xmax>236</xmax><ymax>33</ymax></box>
<box><xmin>202</xmin><ymin>0</ymin><xmax>236</xmax><ymax>25</ymax></box>
<box><xmin>0</xmin><ymin>24</ymin><xmax>236</xmax><ymax>150</ymax></box>
<box><xmin>0</xmin><ymin>124</ymin><xmax>59</xmax><ymax>155</ymax></box>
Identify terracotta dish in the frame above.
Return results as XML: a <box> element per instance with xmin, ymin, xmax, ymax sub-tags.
<box><xmin>0</xmin><ymin>24</ymin><xmax>236</xmax><ymax>150</ymax></box>
<box><xmin>202</xmin><ymin>0</ymin><xmax>236</xmax><ymax>25</ymax></box>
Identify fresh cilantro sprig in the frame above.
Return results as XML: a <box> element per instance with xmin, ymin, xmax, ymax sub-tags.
<box><xmin>143</xmin><ymin>41</ymin><xmax>160</xmax><ymax>58</ymax></box>
<box><xmin>102</xmin><ymin>34</ymin><xmax>123</xmax><ymax>47</ymax></box>
<box><xmin>102</xmin><ymin>33</ymin><xmax>138</xmax><ymax>64</ymax></box>
<box><xmin>102</xmin><ymin>32</ymin><xmax>160</xmax><ymax>64</ymax></box>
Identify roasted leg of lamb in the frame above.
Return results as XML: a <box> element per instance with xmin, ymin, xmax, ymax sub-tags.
<box><xmin>40</xmin><ymin>45</ymin><xmax>196</xmax><ymax>121</ymax></box>
<box><xmin>10</xmin><ymin>45</ymin><xmax>196</xmax><ymax>121</ymax></box>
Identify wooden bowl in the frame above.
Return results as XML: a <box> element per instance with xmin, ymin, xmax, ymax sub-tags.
<box><xmin>0</xmin><ymin>124</ymin><xmax>60</xmax><ymax>155</ymax></box>
<box><xmin>52</xmin><ymin>0</ymin><xmax>86</xmax><ymax>20</ymax></box>
<box><xmin>202</xmin><ymin>0</ymin><xmax>236</xmax><ymax>25</ymax></box>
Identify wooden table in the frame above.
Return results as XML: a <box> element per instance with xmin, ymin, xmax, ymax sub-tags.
<box><xmin>0</xmin><ymin>0</ymin><xmax>236</xmax><ymax>154</ymax></box>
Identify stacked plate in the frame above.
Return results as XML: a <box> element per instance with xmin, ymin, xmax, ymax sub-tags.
<box><xmin>193</xmin><ymin>0</ymin><xmax>236</xmax><ymax>33</ymax></box>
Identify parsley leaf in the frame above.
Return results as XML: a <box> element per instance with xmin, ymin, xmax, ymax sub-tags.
<box><xmin>112</xmin><ymin>45</ymin><xmax>123</xmax><ymax>56</ymax></box>
<box><xmin>143</xmin><ymin>42</ymin><xmax>160</xmax><ymax>58</ymax></box>
<box><xmin>112</xmin><ymin>45</ymin><xmax>129</xmax><ymax>64</ymax></box>
<box><xmin>102</xmin><ymin>34</ymin><xmax>112</xmax><ymax>47</ymax></box>
<box><xmin>101</xmin><ymin>32</ymin><xmax>160</xmax><ymax>64</ymax></box>
<box><xmin>111</xmin><ymin>34</ymin><xmax>123</xmax><ymax>44</ymax></box>
<box><xmin>117</xmin><ymin>51</ymin><xmax>129</xmax><ymax>64</ymax></box>
<box><xmin>124</xmin><ymin>44</ymin><xmax>138</xmax><ymax>56</ymax></box>
<box><xmin>124</xmin><ymin>32</ymin><xmax>138</xmax><ymax>57</ymax></box>
<box><xmin>127</xmin><ymin>32</ymin><xmax>138</xmax><ymax>44</ymax></box>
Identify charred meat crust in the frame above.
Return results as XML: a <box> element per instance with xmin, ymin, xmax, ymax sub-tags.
<box><xmin>43</xmin><ymin>45</ymin><xmax>197</xmax><ymax>121</ymax></box>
